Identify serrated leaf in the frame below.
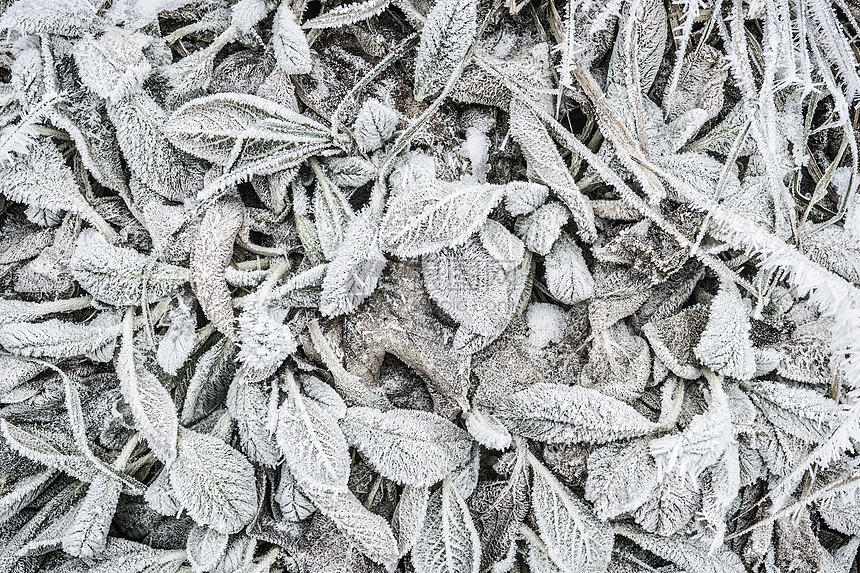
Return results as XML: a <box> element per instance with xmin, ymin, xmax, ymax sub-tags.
<box><xmin>340</xmin><ymin>406</ymin><xmax>473</xmax><ymax>486</ymax></box>
<box><xmin>116</xmin><ymin>310</ymin><xmax>179</xmax><ymax>465</ymax></box>
<box><xmin>168</xmin><ymin>427</ymin><xmax>258</xmax><ymax>534</ymax></box>
<box><xmin>62</xmin><ymin>473</ymin><xmax>122</xmax><ymax>558</ymax></box>
<box><xmin>71</xmin><ymin>229</ymin><xmax>188</xmax><ymax>306</ymax></box>
<box><xmin>303</xmin><ymin>0</ymin><xmax>391</xmax><ymax>29</ymax></box>
<box><xmin>156</xmin><ymin>298</ymin><xmax>196</xmax><ymax>376</ymax></box>
<box><xmin>693</xmin><ymin>281</ymin><xmax>756</xmax><ymax>379</ymax></box>
<box><xmin>530</xmin><ymin>456</ymin><xmax>613</xmax><ymax>573</ymax></box>
<box><xmin>276</xmin><ymin>372</ymin><xmax>351</xmax><ymax>487</ymax></box>
<box><xmin>615</xmin><ymin>525</ymin><xmax>745</xmax><ymax>573</ymax></box>
<box><xmin>544</xmin><ymin>232</ymin><xmax>594</xmax><ymax>304</ymax></box>
<box><xmin>585</xmin><ymin>438</ymin><xmax>658</xmax><ymax>520</ymax></box>
<box><xmin>354</xmin><ymin>98</ymin><xmax>398</xmax><ymax>152</ymax></box>
<box><xmin>0</xmin><ymin>138</ymin><xmax>114</xmax><ymax>238</ymax></box>
<box><xmin>191</xmin><ymin>195</ymin><xmax>244</xmax><ymax>340</ymax></box>
<box><xmin>490</xmin><ymin>382</ymin><xmax>658</xmax><ymax>444</ymax></box>
<box><xmin>413</xmin><ymin>0</ymin><xmax>476</xmax><ymax>101</ymax></box>
<box><xmin>325</xmin><ymin>156</ymin><xmax>376</xmax><ymax>187</ymax></box>
<box><xmin>381</xmin><ymin>173</ymin><xmax>505</xmax><ymax>257</ymax></box>
<box><xmin>412</xmin><ymin>477</ymin><xmax>481</xmax><ymax>573</ymax></box>
<box><xmin>319</xmin><ymin>209</ymin><xmax>387</xmax><ymax>317</ymax></box>
<box><xmin>272</xmin><ymin>2</ymin><xmax>311</xmax><ymax>74</ymax></box>
<box><xmin>186</xmin><ymin>525</ymin><xmax>229</xmax><ymax>573</ymax></box>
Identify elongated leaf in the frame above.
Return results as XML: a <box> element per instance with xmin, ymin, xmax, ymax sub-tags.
<box><xmin>276</xmin><ymin>373</ymin><xmax>351</xmax><ymax>487</ymax></box>
<box><xmin>181</xmin><ymin>337</ymin><xmax>236</xmax><ymax>425</ymax></box>
<box><xmin>62</xmin><ymin>473</ymin><xmax>122</xmax><ymax>558</ymax></box>
<box><xmin>413</xmin><ymin>477</ymin><xmax>481</xmax><ymax>573</ymax></box>
<box><xmin>116</xmin><ymin>310</ymin><xmax>178</xmax><ymax>464</ymax></box>
<box><xmin>300</xmin><ymin>481</ymin><xmax>399</xmax><ymax>566</ymax></box>
<box><xmin>165</xmin><ymin>93</ymin><xmax>334</xmax><ymax>182</ymax></box>
<box><xmin>0</xmin><ymin>468</ymin><xmax>56</xmax><ymax>525</ymax></box>
<box><xmin>186</xmin><ymin>525</ymin><xmax>229</xmax><ymax>573</ymax></box>
<box><xmin>381</xmin><ymin>176</ymin><xmax>505</xmax><ymax>257</ymax></box>
<box><xmin>585</xmin><ymin>438</ymin><xmax>658</xmax><ymax>520</ymax></box>
<box><xmin>0</xmin><ymin>420</ymin><xmax>98</xmax><ymax>483</ymax></box>
<box><xmin>340</xmin><ymin>406</ymin><xmax>473</xmax><ymax>486</ymax></box>
<box><xmin>191</xmin><ymin>195</ymin><xmax>244</xmax><ymax>340</ymax></box>
<box><xmin>71</xmin><ymin>229</ymin><xmax>188</xmax><ymax>306</ymax></box>
<box><xmin>413</xmin><ymin>0</ymin><xmax>476</xmax><ymax>101</ymax></box>
<box><xmin>227</xmin><ymin>370</ymin><xmax>280</xmax><ymax>467</ymax></box>
<box><xmin>0</xmin><ymin>0</ymin><xmax>99</xmax><ymax>35</ymax></box>
<box><xmin>491</xmin><ymin>382</ymin><xmax>658</xmax><ymax>444</ymax></box>
<box><xmin>693</xmin><ymin>281</ymin><xmax>756</xmax><ymax>379</ymax></box>
<box><xmin>615</xmin><ymin>525</ymin><xmax>745</xmax><ymax>573</ymax></box>
<box><xmin>273</xmin><ymin>3</ymin><xmax>311</xmax><ymax>74</ymax></box>
<box><xmin>0</xmin><ymin>139</ymin><xmax>114</xmax><ymax>238</ymax></box>
<box><xmin>168</xmin><ymin>427</ymin><xmax>258</xmax><ymax>534</ymax></box>
<box><xmin>392</xmin><ymin>485</ymin><xmax>430</xmax><ymax>557</ymax></box>
<box><xmin>303</xmin><ymin>0</ymin><xmax>391</xmax><ymax>29</ymax></box>
<box><xmin>530</xmin><ymin>456</ymin><xmax>613</xmax><ymax>573</ymax></box>
<box><xmin>0</xmin><ymin>314</ymin><xmax>121</xmax><ymax>361</ymax></box>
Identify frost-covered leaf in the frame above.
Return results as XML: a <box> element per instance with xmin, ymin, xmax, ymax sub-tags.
<box><xmin>0</xmin><ymin>419</ymin><xmax>98</xmax><ymax>483</ymax></box>
<box><xmin>108</xmin><ymin>93</ymin><xmax>205</xmax><ymax>201</ymax></box>
<box><xmin>464</xmin><ymin>407</ymin><xmax>512</xmax><ymax>451</ymax></box>
<box><xmin>353</xmin><ymin>98</ymin><xmax>398</xmax><ymax>152</ymax></box>
<box><xmin>515</xmin><ymin>201</ymin><xmax>569</xmax><ymax>256</ymax></box>
<box><xmin>156</xmin><ymin>298</ymin><xmax>196</xmax><ymax>376</ymax></box>
<box><xmin>116</xmin><ymin>310</ymin><xmax>179</xmax><ymax>464</ymax></box>
<box><xmin>615</xmin><ymin>525</ymin><xmax>745</xmax><ymax>573</ymax></box>
<box><xmin>340</xmin><ymin>406</ymin><xmax>473</xmax><ymax>486</ymax></box>
<box><xmin>303</xmin><ymin>0</ymin><xmax>391</xmax><ymax>29</ymax></box>
<box><xmin>276</xmin><ymin>372</ymin><xmax>351</xmax><ymax>487</ymax></box>
<box><xmin>0</xmin><ymin>0</ymin><xmax>99</xmax><ymax>35</ymax></box>
<box><xmin>423</xmin><ymin>237</ymin><xmax>531</xmax><ymax>338</ymax></box>
<box><xmin>186</xmin><ymin>525</ymin><xmax>228</xmax><ymax>573</ymax></box>
<box><xmin>319</xmin><ymin>209</ymin><xmax>387</xmax><ymax>317</ymax></box>
<box><xmin>694</xmin><ymin>281</ymin><xmax>756</xmax><ymax>380</ymax></box>
<box><xmin>299</xmin><ymin>481</ymin><xmax>399</xmax><ymax>566</ymax></box>
<box><xmin>491</xmin><ymin>382</ymin><xmax>658</xmax><ymax>444</ymax></box>
<box><xmin>470</xmin><ymin>442</ymin><xmax>529</xmax><ymax>570</ymax></box>
<box><xmin>585</xmin><ymin>438</ymin><xmax>658</xmax><ymax>520</ymax></box>
<box><xmin>227</xmin><ymin>370</ymin><xmax>280</xmax><ymax>467</ymax></box>
<box><xmin>88</xmin><ymin>537</ymin><xmax>188</xmax><ymax>573</ymax></box>
<box><xmin>301</xmin><ymin>374</ymin><xmax>347</xmax><ymax>419</ymax></box>
<box><xmin>412</xmin><ymin>477</ymin><xmax>481</xmax><ymax>573</ymax></box>
<box><xmin>168</xmin><ymin>427</ymin><xmax>258</xmax><ymax>534</ymax></box>
<box><xmin>529</xmin><ymin>456</ymin><xmax>613</xmax><ymax>573</ymax></box>
<box><xmin>236</xmin><ymin>299</ymin><xmax>297</xmax><ymax>383</ymax></box>
<box><xmin>606</xmin><ymin>0</ymin><xmax>667</xmax><ymax>92</ymax></box>
<box><xmin>181</xmin><ymin>337</ymin><xmax>236</xmax><ymax>425</ymax></box>
<box><xmin>0</xmin><ymin>139</ymin><xmax>114</xmax><ymax>239</ymax></box>
<box><xmin>0</xmin><ymin>314</ymin><xmax>121</xmax><ymax>361</ymax></box>
<box><xmin>275</xmin><ymin>468</ymin><xmax>316</xmax><ymax>522</ymax></box>
<box><xmin>71</xmin><ymin>229</ymin><xmax>188</xmax><ymax>306</ymax></box>
<box><xmin>544</xmin><ymin>232</ymin><xmax>594</xmax><ymax>304</ymax></box>
<box><xmin>325</xmin><ymin>156</ymin><xmax>376</xmax><ymax>188</ymax></box>
<box><xmin>392</xmin><ymin>484</ymin><xmax>429</xmax><ymax>557</ymax></box>
<box><xmin>0</xmin><ymin>468</ymin><xmax>55</xmax><ymax>525</ymax></box>
<box><xmin>165</xmin><ymin>93</ymin><xmax>335</xmax><ymax>185</ymax></box>
<box><xmin>380</xmin><ymin>173</ymin><xmax>505</xmax><ymax>257</ymax></box>
<box><xmin>62</xmin><ymin>473</ymin><xmax>122</xmax><ymax>558</ymax></box>
<box><xmin>480</xmin><ymin>219</ymin><xmax>525</xmax><ymax>271</ymax></box>
<box><xmin>273</xmin><ymin>2</ymin><xmax>311</xmax><ymax>74</ymax></box>
<box><xmin>818</xmin><ymin>488</ymin><xmax>860</xmax><ymax>535</ymax></box>
<box><xmin>742</xmin><ymin>379</ymin><xmax>844</xmax><ymax>443</ymax></box>
<box><xmin>509</xmin><ymin>98</ymin><xmax>596</xmax><ymax>243</ymax></box>
<box><xmin>191</xmin><ymin>195</ymin><xmax>244</xmax><ymax>340</ymax></box>
<box><xmin>74</xmin><ymin>30</ymin><xmax>152</xmax><ymax>102</ymax></box>
<box><xmin>314</xmin><ymin>168</ymin><xmax>355</xmax><ymax>260</ymax></box>
<box><xmin>413</xmin><ymin>0</ymin><xmax>476</xmax><ymax>101</ymax></box>
<box><xmin>504</xmin><ymin>181</ymin><xmax>550</xmax><ymax>216</ymax></box>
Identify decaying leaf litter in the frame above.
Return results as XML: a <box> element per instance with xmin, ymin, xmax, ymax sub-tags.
<box><xmin>0</xmin><ymin>0</ymin><xmax>858</xmax><ymax>571</ymax></box>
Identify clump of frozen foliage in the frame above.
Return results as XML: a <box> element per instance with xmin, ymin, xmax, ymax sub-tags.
<box><xmin>0</xmin><ymin>0</ymin><xmax>859</xmax><ymax>571</ymax></box>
